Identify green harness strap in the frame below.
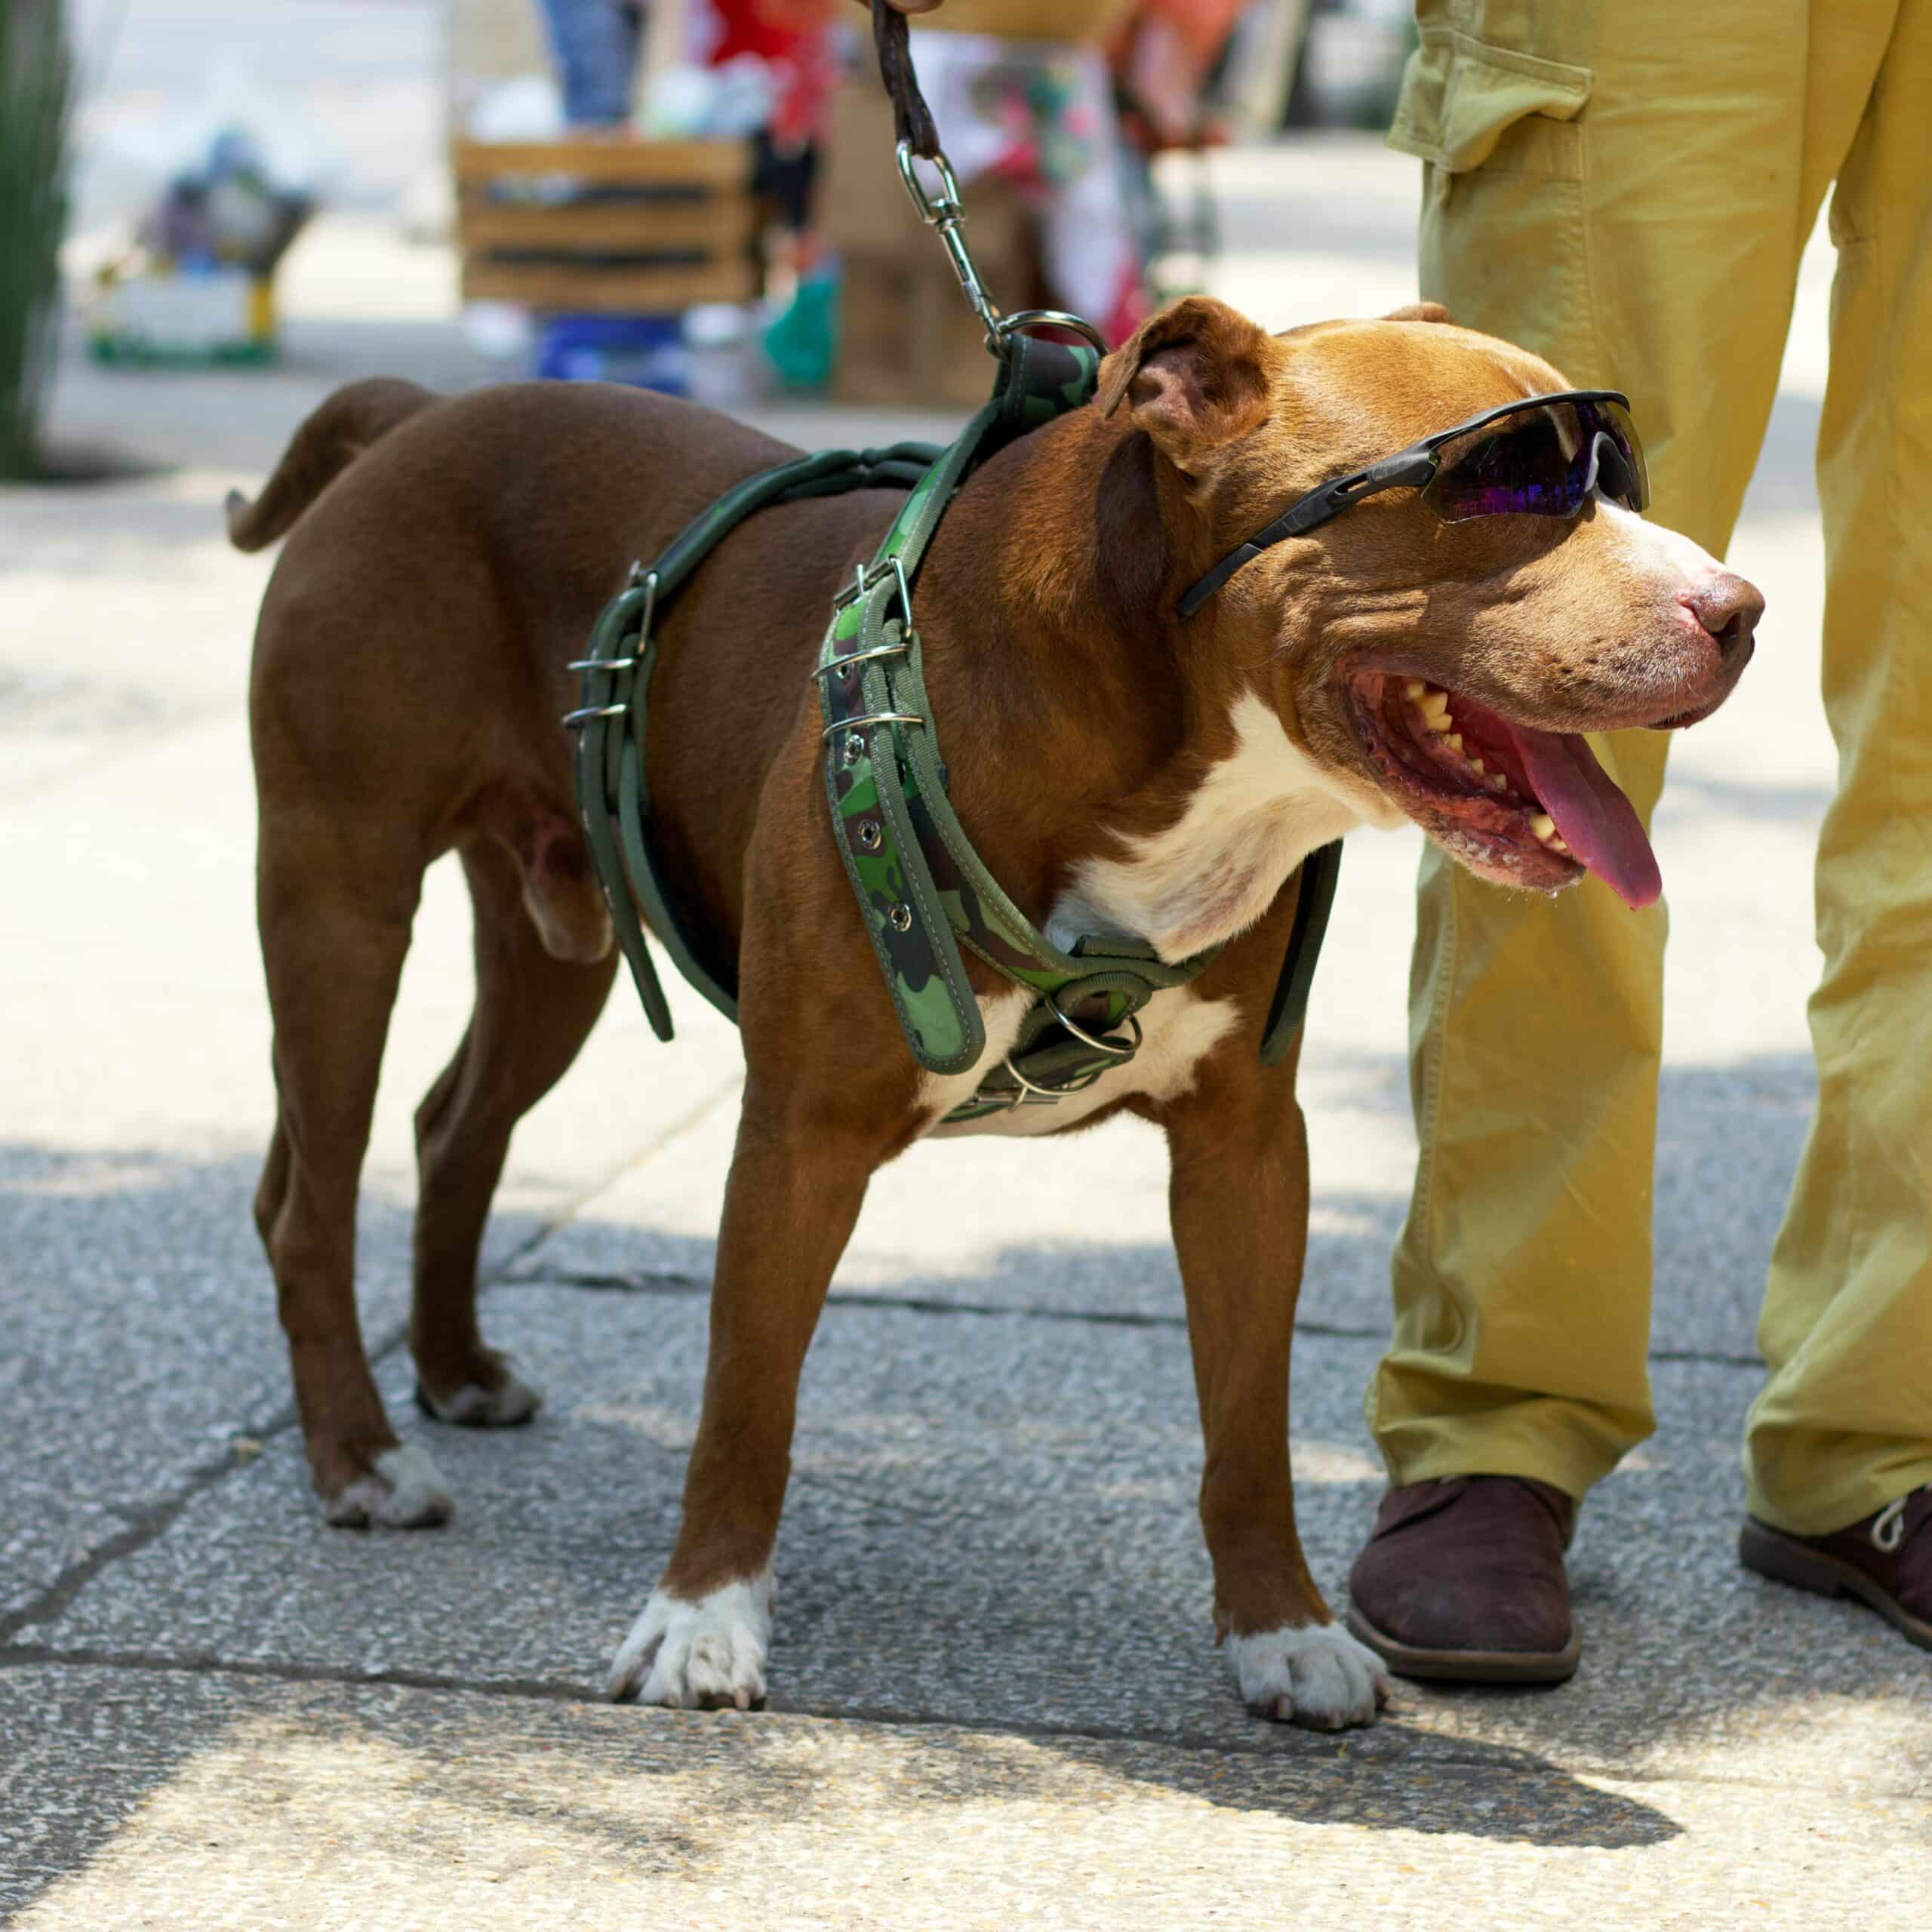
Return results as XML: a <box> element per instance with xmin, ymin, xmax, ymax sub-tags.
<box><xmin>571</xmin><ymin>442</ymin><xmax>940</xmax><ymax>1041</ymax></box>
<box><xmin>571</xmin><ymin>336</ymin><xmax>1343</xmax><ymax>1125</ymax></box>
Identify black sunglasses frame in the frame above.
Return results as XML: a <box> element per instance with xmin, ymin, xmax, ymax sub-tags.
<box><xmin>1176</xmin><ymin>389</ymin><xmax>1646</xmax><ymax>620</ymax></box>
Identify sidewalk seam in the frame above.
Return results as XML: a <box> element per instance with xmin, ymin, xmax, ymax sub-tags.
<box><xmin>1</xmin><ymin>1644</ymin><xmax>1919</xmax><ymax>1802</ymax></box>
<box><xmin>0</xmin><ymin>1083</ymin><xmax>740</xmax><ymax>1645</ymax></box>
<box><xmin>505</xmin><ymin>1266</ymin><xmax>1772</xmax><ymax>1368</ymax></box>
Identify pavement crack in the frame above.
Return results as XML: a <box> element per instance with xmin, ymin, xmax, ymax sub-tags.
<box><xmin>0</xmin><ymin>1452</ymin><xmax>255</xmax><ymax>1646</ymax></box>
<box><xmin>0</xmin><ymin>1134</ymin><xmax>688</xmax><ymax>1646</ymax></box>
<box><xmin>0</xmin><ymin>1642</ymin><xmax>585</xmax><ymax>1703</ymax></box>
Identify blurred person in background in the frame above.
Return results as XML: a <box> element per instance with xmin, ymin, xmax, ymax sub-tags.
<box><xmin>1349</xmin><ymin>1</ymin><xmax>1932</xmax><ymax>1678</ymax></box>
<box><xmin>537</xmin><ymin>0</ymin><xmax>645</xmax><ymax>127</ymax></box>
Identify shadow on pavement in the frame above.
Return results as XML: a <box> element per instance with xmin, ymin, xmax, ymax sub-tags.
<box><xmin>10</xmin><ymin>1040</ymin><xmax>1924</xmax><ymax>1909</ymax></box>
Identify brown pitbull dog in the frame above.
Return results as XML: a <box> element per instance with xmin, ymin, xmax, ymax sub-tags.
<box><xmin>237</xmin><ymin>296</ymin><xmax>1758</xmax><ymax>1729</ymax></box>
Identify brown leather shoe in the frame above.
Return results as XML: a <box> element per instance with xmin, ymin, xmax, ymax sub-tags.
<box><xmin>1739</xmin><ymin>1484</ymin><xmax>1932</xmax><ymax>1651</ymax></box>
<box><xmin>1345</xmin><ymin>1475</ymin><xmax>1582</xmax><ymax>1684</ymax></box>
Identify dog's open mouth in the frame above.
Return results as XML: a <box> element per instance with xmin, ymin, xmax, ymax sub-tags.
<box><xmin>1346</xmin><ymin>672</ymin><xmax>1662</xmax><ymax>908</ymax></box>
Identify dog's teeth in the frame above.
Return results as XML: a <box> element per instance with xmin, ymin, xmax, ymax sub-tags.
<box><xmin>1419</xmin><ymin>690</ymin><xmax>1451</xmax><ymax>721</ymax></box>
<box><xmin>1447</xmin><ymin>734</ymin><xmax>1463</xmax><ymax>751</ymax></box>
<box><xmin>1469</xmin><ymin>756</ymin><xmax>1484</xmax><ymax>775</ymax></box>
<box><xmin>1551</xmin><ymin>836</ymin><xmax>1571</xmax><ymax>854</ymax></box>
<box><xmin>1490</xmin><ymin>774</ymin><xmax>1508</xmax><ymax>792</ymax></box>
<box><xmin>1403</xmin><ymin>678</ymin><xmax>1426</xmax><ymax>700</ymax></box>
<box><xmin>1426</xmin><ymin>712</ymin><xmax>1454</xmax><ymax>734</ymax></box>
<box><xmin>1530</xmin><ymin>813</ymin><xmax>1557</xmax><ymax>841</ymax></box>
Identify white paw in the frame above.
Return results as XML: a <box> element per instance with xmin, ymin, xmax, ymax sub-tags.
<box><xmin>418</xmin><ymin>1364</ymin><xmax>544</xmax><ymax>1427</ymax></box>
<box><xmin>324</xmin><ymin>1444</ymin><xmax>455</xmax><ymax>1529</ymax></box>
<box><xmin>608</xmin><ymin>1571</ymin><xmax>774</xmax><ymax>1710</ymax></box>
<box><xmin>1226</xmin><ymin>1623</ymin><xmax>1392</xmax><ymax>1730</ymax></box>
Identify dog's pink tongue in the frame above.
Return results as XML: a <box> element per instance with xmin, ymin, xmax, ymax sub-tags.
<box><xmin>1504</xmin><ymin>724</ymin><xmax>1662</xmax><ymax>909</ymax></box>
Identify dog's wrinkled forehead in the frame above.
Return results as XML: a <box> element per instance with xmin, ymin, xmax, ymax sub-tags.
<box><xmin>1273</xmin><ymin>310</ymin><xmax>1575</xmax><ymax>459</ymax></box>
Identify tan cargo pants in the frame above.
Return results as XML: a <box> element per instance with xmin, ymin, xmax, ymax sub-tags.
<box><xmin>1374</xmin><ymin>0</ymin><xmax>1932</xmax><ymax>1534</ymax></box>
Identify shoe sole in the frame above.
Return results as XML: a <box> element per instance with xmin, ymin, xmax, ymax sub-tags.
<box><xmin>1344</xmin><ymin>1606</ymin><xmax>1580</xmax><ymax>1686</ymax></box>
<box><xmin>1738</xmin><ymin>1518</ymin><xmax>1932</xmax><ymax>1652</ymax></box>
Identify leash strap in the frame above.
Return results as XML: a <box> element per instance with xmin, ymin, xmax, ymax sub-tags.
<box><xmin>871</xmin><ymin>0</ymin><xmax>940</xmax><ymax>161</ymax></box>
<box><xmin>1260</xmin><ymin>837</ymin><xmax>1341</xmax><ymax>1065</ymax></box>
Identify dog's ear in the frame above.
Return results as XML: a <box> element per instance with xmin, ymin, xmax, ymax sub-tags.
<box><xmin>1383</xmin><ymin>301</ymin><xmax>1454</xmax><ymax>325</ymax></box>
<box><xmin>1096</xmin><ymin>296</ymin><xmax>1272</xmax><ymax>472</ymax></box>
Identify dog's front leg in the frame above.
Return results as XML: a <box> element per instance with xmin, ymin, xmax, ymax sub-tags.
<box><xmin>1164</xmin><ymin>1047</ymin><xmax>1392</xmax><ymax>1730</ymax></box>
<box><xmin>608</xmin><ymin>1091</ymin><xmax>875</xmax><ymax>1709</ymax></box>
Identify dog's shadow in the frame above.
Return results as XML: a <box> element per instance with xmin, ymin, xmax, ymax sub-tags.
<box><xmin>2</xmin><ymin>1048</ymin><xmax>1906</xmax><ymax>1881</ymax></box>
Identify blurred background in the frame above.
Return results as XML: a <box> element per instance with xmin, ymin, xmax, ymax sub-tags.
<box><xmin>0</xmin><ymin>0</ymin><xmax>1838</xmax><ymax>1490</ymax></box>
<box><xmin>11</xmin><ymin>11</ymin><xmax>1917</xmax><ymax>1920</ymax></box>
<box><xmin>16</xmin><ymin>0</ymin><xmax>1417</xmax><ymax>457</ymax></box>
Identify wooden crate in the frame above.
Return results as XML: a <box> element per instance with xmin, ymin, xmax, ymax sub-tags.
<box><xmin>820</xmin><ymin>68</ymin><xmax>1033</xmax><ymax>407</ymax></box>
<box><xmin>452</xmin><ymin>138</ymin><xmax>760</xmax><ymax>312</ymax></box>
<box><xmin>835</xmin><ymin>242</ymin><xmax>1030</xmax><ymax>411</ymax></box>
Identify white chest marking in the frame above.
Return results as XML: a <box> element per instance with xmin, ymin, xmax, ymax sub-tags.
<box><xmin>919</xmin><ymin>690</ymin><xmax>1373</xmax><ymax>1138</ymax></box>
<box><xmin>1051</xmin><ymin>690</ymin><xmax>1371</xmax><ymax>964</ymax></box>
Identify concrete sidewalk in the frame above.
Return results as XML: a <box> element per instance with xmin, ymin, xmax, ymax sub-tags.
<box><xmin>3</xmin><ymin>135</ymin><xmax>1927</xmax><ymax>1927</ymax></box>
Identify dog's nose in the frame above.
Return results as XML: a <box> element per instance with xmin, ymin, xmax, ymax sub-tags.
<box><xmin>1681</xmin><ymin>572</ymin><xmax>1763</xmax><ymax>666</ymax></box>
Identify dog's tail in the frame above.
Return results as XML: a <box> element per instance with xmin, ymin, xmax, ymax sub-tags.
<box><xmin>226</xmin><ymin>377</ymin><xmax>436</xmax><ymax>552</ymax></box>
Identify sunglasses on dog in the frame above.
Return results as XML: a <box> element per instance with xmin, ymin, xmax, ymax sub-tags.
<box><xmin>1177</xmin><ymin>390</ymin><xmax>1649</xmax><ymax>619</ymax></box>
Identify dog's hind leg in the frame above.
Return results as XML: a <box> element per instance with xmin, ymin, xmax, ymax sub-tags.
<box><xmin>410</xmin><ymin>832</ymin><xmax>617</xmax><ymax>1426</ymax></box>
<box><xmin>256</xmin><ymin>828</ymin><xmax>452</xmax><ymax>1527</ymax></box>
<box><xmin>1161</xmin><ymin>1037</ymin><xmax>1392</xmax><ymax>1730</ymax></box>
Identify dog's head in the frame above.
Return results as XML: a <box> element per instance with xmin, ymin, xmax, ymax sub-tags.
<box><xmin>1097</xmin><ymin>296</ymin><xmax>1759</xmax><ymax>906</ymax></box>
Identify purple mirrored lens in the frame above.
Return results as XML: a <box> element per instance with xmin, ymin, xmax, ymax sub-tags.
<box><xmin>1426</xmin><ymin>400</ymin><xmax>1645</xmax><ymax>523</ymax></box>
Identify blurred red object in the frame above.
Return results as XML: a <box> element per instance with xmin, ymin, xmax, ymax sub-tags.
<box><xmin>1115</xmin><ymin>0</ymin><xmax>1245</xmax><ymax>150</ymax></box>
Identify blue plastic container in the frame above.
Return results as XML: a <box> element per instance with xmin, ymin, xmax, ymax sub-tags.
<box><xmin>534</xmin><ymin>313</ymin><xmax>691</xmax><ymax>396</ymax></box>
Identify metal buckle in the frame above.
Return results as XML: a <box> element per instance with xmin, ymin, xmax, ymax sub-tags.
<box><xmin>989</xmin><ymin>1003</ymin><xmax>1143</xmax><ymax>1111</ymax></box>
<box><xmin>818</xmin><ymin>710</ymin><xmax>924</xmax><ymax>743</ymax></box>
<box><xmin>563</xmin><ymin>571</ymin><xmax>657</xmax><ymax>728</ymax></box>
<box><xmin>996</xmin><ymin>1054</ymin><xmax>1103</xmax><ymax>1107</ymax></box>
<box><xmin>1045</xmin><ymin>998</ymin><xmax>1143</xmax><ymax>1059</ymax></box>
<box><xmin>832</xmin><ymin>555</ymin><xmax>912</xmax><ymax>618</ymax></box>
<box><xmin>561</xmin><ymin>702</ymin><xmax>628</xmax><ymax>728</ymax></box>
<box><xmin>810</xmin><ymin>635</ymin><xmax>911</xmax><ymax>684</ymax></box>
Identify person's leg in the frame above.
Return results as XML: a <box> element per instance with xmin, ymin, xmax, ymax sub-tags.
<box><xmin>1371</xmin><ymin>0</ymin><xmax>1813</xmax><ymax>1497</ymax></box>
<box><xmin>1352</xmin><ymin>0</ymin><xmax>1820</xmax><ymax>1674</ymax></box>
<box><xmin>1745</xmin><ymin>2</ymin><xmax>1932</xmax><ymax>1568</ymax></box>
<box><xmin>534</xmin><ymin>0</ymin><xmax>641</xmax><ymax>128</ymax></box>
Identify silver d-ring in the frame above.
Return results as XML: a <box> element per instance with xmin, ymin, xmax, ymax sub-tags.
<box><xmin>994</xmin><ymin>308</ymin><xmax>1110</xmax><ymax>356</ymax></box>
<box><xmin>999</xmin><ymin>1054</ymin><xmax>1066</xmax><ymax>1103</ymax></box>
<box><xmin>1046</xmin><ymin>995</ymin><xmax>1143</xmax><ymax>1058</ymax></box>
<box><xmin>998</xmin><ymin>1053</ymin><xmax>1106</xmax><ymax>1103</ymax></box>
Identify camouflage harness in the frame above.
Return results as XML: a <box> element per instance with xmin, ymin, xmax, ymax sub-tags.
<box><xmin>567</xmin><ymin>331</ymin><xmax>1342</xmax><ymax>1126</ymax></box>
